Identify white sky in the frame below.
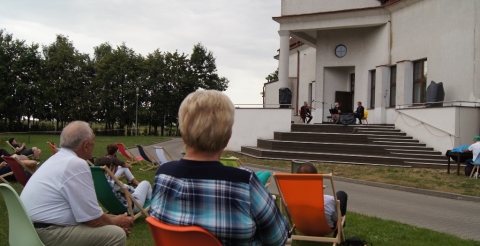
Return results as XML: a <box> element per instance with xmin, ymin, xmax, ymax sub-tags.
<box><xmin>0</xmin><ymin>0</ymin><xmax>281</xmax><ymax>105</ymax></box>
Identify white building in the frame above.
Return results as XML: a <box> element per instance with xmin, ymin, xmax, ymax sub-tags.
<box><xmin>263</xmin><ymin>0</ymin><xmax>480</xmax><ymax>154</ymax></box>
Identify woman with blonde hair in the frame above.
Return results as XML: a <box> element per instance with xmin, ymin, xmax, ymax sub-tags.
<box><xmin>149</xmin><ymin>90</ymin><xmax>289</xmax><ymax>245</ymax></box>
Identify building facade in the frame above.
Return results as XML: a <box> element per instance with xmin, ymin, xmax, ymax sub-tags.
<box><xmin>265</xmin><ymin>0</ymin><xmax>480</xmax><ymax>153</ymax></box>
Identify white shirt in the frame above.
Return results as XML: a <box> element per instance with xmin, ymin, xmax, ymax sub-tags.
<box><xmin>469</xmin><ymin>141</ymin><xmax>480</xmax><ymax>163</ymax></box>
<box><xmin>324</xmin><ymin>195</ymin><xmax>338</xmax><ymax>228</ymax></box>
<box><xmin>20</xmin><ymin>148</ymin><xmax>103</xmax><ymax>226</ymax></box>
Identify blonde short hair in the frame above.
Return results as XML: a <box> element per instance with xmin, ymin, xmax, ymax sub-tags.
<box><xmin>179</xmin><ymin>90</ymin><xmax>234</xmax><ymax>153</ymax></box>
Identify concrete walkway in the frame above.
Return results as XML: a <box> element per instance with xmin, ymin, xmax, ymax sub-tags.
<box><xmin>137</xmin><ymin>138</ymin><xmax>480</xmax><ymax>242</ymax></box>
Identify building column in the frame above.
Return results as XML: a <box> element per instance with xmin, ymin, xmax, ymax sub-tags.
<box><xmin>375</xmin><ymin>65</ymin><xmax>390</xmax><ymax>124</ymax></box>
<box><xmin>278</xmin><ymin>30</ymin><xmax>290</xmax><ymax>90</ymax></box>
<box><xmin>396</xmin><ymin>60</ymin><xmax>413</xmax><ymax>107</ymax></box>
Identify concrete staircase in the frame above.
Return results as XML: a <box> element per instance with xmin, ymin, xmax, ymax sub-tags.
<box><xmin>240</xmin><ymin>124</ymin><xmax>448</xmax><ymax>169</ymax></box>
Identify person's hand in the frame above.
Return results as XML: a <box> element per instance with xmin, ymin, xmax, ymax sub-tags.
<box><xmin>114</xmin><ymin>213</ymin><xmax>134</xmax><ymax>236</ymax></box>
<box><xmin>126</xmin><ymin>164</ymin><xmax>133</xmax><ymax>170</ymax></box>
<box><xmin>0</xmin><ymin>161</ymin><xmax>6</xmax><ymax>169</ymax></box>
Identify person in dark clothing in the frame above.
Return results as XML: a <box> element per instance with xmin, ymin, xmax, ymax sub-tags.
<box><xmin>300</xmin><ymin>101</ymin><xmax>313</xmax><ymax>124</ymax></box>
<box><xmin>353</xmin><ymin>101</ymin><xmax>365</xmax><ymax>124</ymax></box>
<box><xmin>9</xmin><ymin>138</ymin><xmax>41</xmax><ymax>161</ymax></box>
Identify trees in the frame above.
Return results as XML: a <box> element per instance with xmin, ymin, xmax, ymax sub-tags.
<box><xmin>265</xmin><ymin>68</ymin><xmax>278</xmax><ymax>83</ymax></box>
<box><xmin>0</xmin><ymin>30</ymin><xmax>230</xmax><ymax>134</ymax></box>
<box><xmin>0</xmin><ymin>30</ymin><xmax>43</xmax><ymax>131</ymax></box>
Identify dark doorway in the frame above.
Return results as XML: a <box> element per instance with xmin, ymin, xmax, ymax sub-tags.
<box><xmin>335</xmin><ymin>91</ymin><xmax>352</xmax><ymax>113</ymax></box>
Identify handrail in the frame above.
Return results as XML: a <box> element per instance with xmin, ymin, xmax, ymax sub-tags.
<box><xmin>395</xmin><ymin>110</ymin><xmax>458</xmax><ymax>138</ymax></box>
<box><xmin>396</xmin><ymin>100</ymin><xmax>480</xmax><ymax>109</ymax></box>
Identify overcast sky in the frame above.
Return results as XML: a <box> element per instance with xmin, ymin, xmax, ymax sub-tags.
<box><xmin>0</xmin><ymin>0</ymin><xmax>281</xmax><ymax>105</ymax></box>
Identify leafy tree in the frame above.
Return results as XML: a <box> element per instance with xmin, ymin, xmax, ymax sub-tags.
<box><xmin>265</xmin><ymin>68</ymin><xmax>278</xmax><ymax>82</ymax></box>
<box><xmin>190</xmin><ymin>43</ymin><xmax>229</xmax><ymax>91</ymax></box>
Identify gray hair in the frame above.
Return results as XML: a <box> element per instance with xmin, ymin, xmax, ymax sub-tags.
<box><xmin>60</xmin><ymin>121</ymin><xmax>94</xmax><ymax>149</ymax></box>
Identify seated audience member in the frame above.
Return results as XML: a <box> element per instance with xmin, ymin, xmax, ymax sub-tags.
<box><xmin>20</xmin><ymin>121</ymin><xmax>133</xmax><ymax>246</ymax></box>
<box><xmin>353</xmin><ymin>101</ymin><xmax>365</xmax><ymax>124</ymax></box>
<box><xmin>296</xmin><ymin>163</ymin><xmax>348</xmax><ymax>233</ymax></box>
<box><xmin>300</xmin><ymin>101</ymin><xmax>313</xmax><ymax>124</ymax></box>
<box><xmin>464</xmin><ymin>135</ymin><xmax>480</xmax><ymax>174</ymax></box>
<box><xmin>105</xmin><ymin>144</ymin><xmax>139</xmax><ymax>186</ymax></box>
<box><xmin>95</xmin><ymin>157</ymin><xmax>152</xmax><ymax>212</ymax></box>
<box><xmin>9</xmin><ymin>137</ymin><xmax>41</xmax><ymax>161</ymax></box>
<box><xmin>0</xmin><ymin>148</ymin><xmax>39</xmax><ymax>175</ymax></box>
<box><xmin>149</xmin><ymin>90</ymin><xmax>289</xmax><ymax>245</ymax></box>
<box><xmin>332</xmin><ymin>102</ymin><xmax>342</xmax><ymax>122</ymax></box>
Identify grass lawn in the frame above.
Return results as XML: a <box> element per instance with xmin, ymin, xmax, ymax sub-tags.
<box><xmin>225</xmin><ymin>151</ymin><xmax>480</xmax><ymax>198</ymax></box>
<box><xmin>1</xmin><ymin>135</ymin><xmax>479</xmax><ymax>245</ymax></box>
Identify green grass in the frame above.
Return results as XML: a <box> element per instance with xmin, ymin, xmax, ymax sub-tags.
<box><xmin>1</xmin><ymin>135</ymin><xmax>480</xmax><ymax>245</ymax></box>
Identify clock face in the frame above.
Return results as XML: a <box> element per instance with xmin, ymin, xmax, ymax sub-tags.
<box><xmin>335</xmin><ymin>45</ymin><xmax>347</xmax><ymax>58</ymax></box>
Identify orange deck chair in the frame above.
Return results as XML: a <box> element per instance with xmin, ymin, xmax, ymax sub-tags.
<box><xmin>145</xmin><ymin>217</ymin><xmax>222</xmax><ymax>246</ymax></box>
<box><xmin>116</xmin><ymin>142</ymin><xmax>143</xmax><ymax>165</ymax></box>
<box><xmin>274</xmin><ymin>173</ymin><xmax>345</xmax><ymax>246</ymax></box>
<box><xmin>46</xmin><ymin>142</ymin><xmax>57</xmax><ymax>154</ymax></box>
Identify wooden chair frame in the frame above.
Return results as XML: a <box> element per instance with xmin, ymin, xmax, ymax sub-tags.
<box><xmin>5</xmin><ymin>140</ymin><xmax>34</xmax><ymax>159</ymax></box>
<box><xmin>46</xmin><ymin>142</ymin><xmax>57</xmax><ymax>154</ymax></box>
<box><xmin>90</xmin><ymin>165</ymin><xmax>149</xmax><ymax>220</ymax></box>
<box><xmin>116</xmin><ymin>142</ymin><xmax>143</xmax><ymax>165</ymax></box>
<box><xmin>274</xmin><ymin>173</ymin><xmax>345</xmax><ymax>246</ymax></box>
<box><xmin>137</xmin><ymin>145</ymin><xmax>165</xmax><ymax>171</ymax></box>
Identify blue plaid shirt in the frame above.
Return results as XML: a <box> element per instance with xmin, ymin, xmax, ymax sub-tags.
<box><xmin>149</xmin><ymin>160</ymin><xmax>289</xmax><ymax>246</ymax></box>
<box><xmin>105</xmin><ymin>174</ymin><xmax>135</xmax><ymax>208</ymax></box>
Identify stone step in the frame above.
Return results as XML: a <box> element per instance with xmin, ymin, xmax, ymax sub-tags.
<box><xmin>257</xmin><ymin>139</ymin><xmax>441</xmax><ymax>158</ymax></box>
<box><xmin>273</xmin><ymin>132</ymin><xmax>427</xmax><ymax>147</ymax></box>
<box><xmin>292</xmin><ymin>124</ymin><xmax>401</xmax><ymax>134</ymax></box>
<box><xmin>241</xmin><ymin>146</ymin><xmax>447</xmax><ymax>168</ymax></box>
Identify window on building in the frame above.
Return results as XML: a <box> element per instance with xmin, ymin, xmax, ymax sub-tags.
<box><xmin>390</xmin><ymin>66</ymin><xmax>396</xmax><ymax>107</ymax></box>
<box><xmin>370</xmin><ymin>70</ymin><xmax>376</xmax><ymax>109</ymax></box>
<box><xmin>413</xmin><ymin>59</ymin><xmax>427</xmax><ymax>104</ymax></box>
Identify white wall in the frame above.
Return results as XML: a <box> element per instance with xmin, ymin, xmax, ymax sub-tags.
<box><xmin>391</xmin><ymin>0</ymin><xmax>478</xmax><ymax>102</ymax></box>
<box><xmin>264</xmin><ymin>81</ymin><xmax>282</xmax><ymax>108</ymax></box>
<box><xmin>394</xmin><ymin>107</ymin><xmax>480</xmax><ymax>153</ymax></box>
<box><xmin>314</xmin><ymin>25</ymin><xmax>389</xmax><ymax>123</ymax></box>
<box><xmin>226</xmin><ymin>108</ymin><xmax>293</xmax><ymax>151</ymax></box>
<box><xmin>281</xmin><ymin>0</ymin><xmax>380</xmax><ymax>16</ymax></box>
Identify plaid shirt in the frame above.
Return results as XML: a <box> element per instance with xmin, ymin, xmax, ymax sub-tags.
<box><xmin>149</xmin><ymin>160</ymin><xmax>289</xmax><ymax>246</ymax></box>
<box><xmin>105</xmin><ymin>174</ymin><xmax>134</xmax><ymax>208</ymax></box>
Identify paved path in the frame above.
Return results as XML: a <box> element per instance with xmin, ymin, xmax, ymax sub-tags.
<box><xmin>138</xmin><ymin>138</ymin><xmax>480</xmax><ymax>242</ymax></box>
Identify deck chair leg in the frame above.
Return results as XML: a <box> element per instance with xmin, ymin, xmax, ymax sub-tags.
<box><xmin>470</xmin><ymin>166</ymin><xmax>479</xmax><ymax>178</ymax></box>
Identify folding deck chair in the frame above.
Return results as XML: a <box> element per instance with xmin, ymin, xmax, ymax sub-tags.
<box><xmin>219</xmin><ymin>156</ymin><xmax>245</xmax><ymax>168</ymax></box>
<box><xmin>274</xmin><ymin>173</ymin><xmax>345</xmax><ymax>245</ymax></box>
<box><xmin>90</xmin><ymin>166</ymin><xmax>150</xmax><ymax>220</ymax></box>
<box><xmin>0</xmin><ymin>183</ymin><xmax>45</xmax><ymax>246</ymax></box>
<box><xmin>116</xmin><ymin>142</ymin><xmax>143</xmax><ymax>165</ymax></box>
<box><xmin>5</xmin><ymin>140</ymin><xmax>34</xmax><ymax>159</ymax></box>
<box><xmin>0</xmin><ymin>169</ymin><xmax>13</xmax><ymax>184</ymax></box>
<box><xmin>137</xmin><ymin>145</ymin><xmax>168</xmax><ymax>171</ymax></box>
<box><xmin>2</xmin><ymin>155</ymin><xmax>33</xmax><ymax>187</ymax></box>
<box><xmin>46</xmin><ymin>142</ymin><xmax>57</xmax><ymax>154</ymax></box>
<box><xmin>154</xmin><ymin>146</ymin><xmax>174</xmax><ymax>163</ymax></box>
<box><xmin>146</xmin><ymin>217</ymin><xmax>222</xmax><ymax>246</ymax></box>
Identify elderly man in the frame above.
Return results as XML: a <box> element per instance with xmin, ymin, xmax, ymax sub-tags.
<box><xmin>149</xmin><ymin>90</ymin><xmax>289</xmax><ymax>245</ymax></box>
<box><xmin>20</xmin><ymin>121</ymin><xmax>133</xmax><ymax>246</ymax></box>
